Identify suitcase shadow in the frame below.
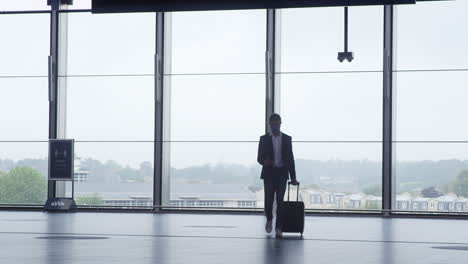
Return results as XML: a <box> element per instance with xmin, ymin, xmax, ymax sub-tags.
<box><xmin>263</xmin><ymin>233</ymin><xmax>305</xmax><ymax>264</ymax></box>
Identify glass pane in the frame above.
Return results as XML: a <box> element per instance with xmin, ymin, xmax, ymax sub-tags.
<box><xmin>396</xmin><ymin>0</ymin><xmax>468</xmax><ymax>70</ymax></box>
<box><xmin>294</xmin><ymin>142</ymin><xmax>382</xmax><ymax>210</ymax></box>
<box><xmin>280</xmin><ymin>6</ymin><xmax>383</xmax><ymax>72</ymax></box>
<box><xmin>0</xmin><ymin>14</ymin><xmax>50</xmax><ymax>76</ymax></box>
<box><xmin>168</xmin><ymin>74</ymin><xmax>265</xmax><ymax>141</ymax></box>
<box><xmin>168</xmin><ymin>142</ymin><xmax>259</xmax><ymax>208</ymax></box>
<box><xmin>0</xmin><ymin>78</ymin><xmax>49</xmax><ymax>140</ymax></box>
<box><xmin>0</xmin><ymin>1</ymin><xmax>49</xmax><ymax>11</ymax></box>
<box><xmin>169</xmin><ymin>10</ymin><xmax>266</xmax><ymax>74</ymax></box>
<box><xmin>394</xmin><ymin>143</ymin><xmax>468</xmax><ymax>213</ymax></box>
<box><xmin>71</xmin><ymin>142</ymin><xmax>154</xmax><ymax>207</ymax></box>
<box><xmin>280</xmin><ymin>73</ymin><xmax>382</xmax><ymax>141</ymax></box>
<box><xmin>65</xmin><ymin>76</ymin><xmax>154</xmax><ymax>141</ymax></box>
<box><xmin>65</xmin><ymin>12</ymin><xmax>155</xmax><ymax>76</ymax></box>
<box><xmin>0</xmin><ymin>142</ymin><xmax>48</xmax><ymax>205</ymax></box>
<box><xmin>167</xmin><ymin>142</ymin><xmax>381</xmax><ymax>210</ymax></box>
<box><xmin>395</xmin><ymin>71</ymin><xmax>468</xmax><ymax>141</ymax></box>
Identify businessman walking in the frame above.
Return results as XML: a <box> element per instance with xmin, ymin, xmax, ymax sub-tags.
<box><xmin>257</xmin><ymin>113</ymin><xmax>298</xmax><ymax>238</ymax></box>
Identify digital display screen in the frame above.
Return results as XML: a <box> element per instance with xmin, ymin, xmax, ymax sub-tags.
<box><xmin>49</xmin><ymin>139</ymin><xmax>74</xmax><ymax>181</ymax></box>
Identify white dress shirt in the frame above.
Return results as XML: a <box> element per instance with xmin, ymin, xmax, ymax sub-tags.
<box><xmin>270</xmin><ymin>132</ymin><xmax>284</xmax><ymax>167</ymax></box>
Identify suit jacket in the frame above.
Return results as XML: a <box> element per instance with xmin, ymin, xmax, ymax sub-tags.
<box><xmin>257</xmin><ymin>132</ymin><xmax>296</xmax><ymax>180</ymax></box>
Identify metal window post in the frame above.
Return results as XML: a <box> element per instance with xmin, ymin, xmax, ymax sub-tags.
<box><xmin>154</xmin><ymin>12</ymin><xmax>166</xmax><ymax>211</ymax></box>
<box><xmin>50</xmin><ymin>2</ymin><xmax>70</xmax><ymax>199</ymax></box>
<box><xmin>266</xmin><ymin>9</ymin><xmax>281</xmax><ymax>131</ymax></box>
<box><xmin>48</xmin><ymin>0</ymin><xmax>60</xmax><ymax>199</ymax></box>
<box><xmin>382</xmin><ymin>5</ymin><xmax>395</xmax><ymax>216</ymax></box>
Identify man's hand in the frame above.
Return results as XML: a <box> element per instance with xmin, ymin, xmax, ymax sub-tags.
<box><xmin>264</xmin><ymin>159</ymin><xmax>274</xmax><ymax>166</ymax></box>
<box><xmin>290</xmin><ymin>179</ymin><xmax>299</xmax><ymax>185</ymax></box>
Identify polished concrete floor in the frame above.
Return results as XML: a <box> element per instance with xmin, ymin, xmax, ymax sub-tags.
<box><xmin>0</xmin><ymin>211</ymin><xmax>468</xmax><ymax>264</ymax></box>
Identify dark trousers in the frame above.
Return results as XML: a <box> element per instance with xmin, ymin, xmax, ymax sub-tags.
<box><xmin>263</xmin><ymin>167</ymin><xmax>288</xmax><ymax>229</ymax></box>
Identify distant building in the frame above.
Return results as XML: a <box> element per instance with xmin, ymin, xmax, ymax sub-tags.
<box><xmin>104</xmin><ymin>195</ymin><xmax>153</xmax><ymax>207</ymax></box>
<box><xmin>454</xmin><ymin>197</ymin><xmax>468</xmax><ymax>212</ymax></box>
<box><xmin>73</xmin><ymin>157</ymin><xmax>89</xmax><ymax>183</ymax></box>
<box><xmin>436</xmin><ymin>194</ymin><xmax>457</xmax><ymax>211</ymax></box>
<box><xmin>169</xmin><ymin>196</ymin><xmax>256</xmax><ymax>208</ymax></box>
<box><xmin>395</xmin><ymin>193</ymin><xmax>412</xmax><ymax>210</ymax></box>
<box><xmin>104</xmin><ymin>197</ymin><xmax>257</xmax><ymax>208</ymax></box>
<box><xmin>410</xmin><ymin>197</ymin><xmax>430</xmax><ymax>211</ymax></box>
<box><xmin>365</xmin><ymin>195</ymin><xmax>382</xmax><ymax>209</ymax></box>
<box><xmin>72</xmin><ymin>181</ymin><xmax>468</xmax><ymax>212</ymax></box>
<box><xmin>345</xmin><ymin>193</ymin><xmax>367</xmax><ymax>209</ymax></box>
<box><xmin>304</xmin><ymin>189</ymin><xmax>337</xmax><ymax>209</ymax></box>
<box><xmin>76</xmin><ymin>182</ymin><xmax>257</xmax><ymax>208</ymax></box>
<box><xmin>393</xmin><ymin>192</ymin><xmax>468</xmax><ymax>213</ymax></box>
<box><xmin>74</xmin><ymin>171</ymin><xmax>89</xmax><ymax>182</ymax></box>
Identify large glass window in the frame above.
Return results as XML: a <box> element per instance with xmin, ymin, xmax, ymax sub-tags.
<box><xmin>169</xmin><ymin>10</ymin><xmax>266</xmax><ymax>74</ymax></box>
<box><xmin>279</xmin><ymin>6</ymin><xmax>383</xmax><ymax>211</ymax></box>
<box><xmin>394</xmin><ymin>0</ymin><xmax>468</xmax><ymax>213</ymax></box>
<box><xmin>63</xmin><ymin>13</ymin><xmax>155</xmax><ymax>207</ymax></box>
<box><xmin>169</xmin><ymin>75</ymin><xmax>265</xmax><ymax>141</ymax></box>
<box><xmin>0</xmin><ymin>14</ymin><xmax>50</xmax><ymax>76</ymax></box>
<box><xmin>394</xmin><ymin>71</ymin><xmax>468</xmax><ymax>212</ymax></box>
<box><xmin>280</xmin><ymin>73</ymin><xmax>382</xmax><ymax>141</ymax></box>
<box><xmin>65</xmin><ymin>13</ymin><xmax>155</xmax><ymax>76</ymax></box>
<box><xmin>395</xmin><ymin>72</ymin><xmax>468</xmax><ymax>141</ymax></box>
<box><xmin>396</xmin><ymin>0</ymin><xmax>468</xmax><ymax>71</ymax></box>
<box><xmin>0</xmin><ymin>14</ymin><xmax>50</xmax><ymax>205</ymax></box>
<box><xmin>0</xmin><ymin>1</ymin><xmax>49</xmax><ymax>12</ymax></box>
<box><xmin>66</xmin><ymin>76</ymin><xmax>154</xmax><ymax>141</ymax></box>
<box><xmin>164</xmin><ymin>10</ymin><xmax>266</xmax><ymax>209</ymax></box>
<box><xmin>280</xmin><ymin>7</ymin><xmax>383</xmax><ymax>73</ymax></box>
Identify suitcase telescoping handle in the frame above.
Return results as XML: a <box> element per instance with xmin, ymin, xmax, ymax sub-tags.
<box><xmin>287</xmin><ymin>181</ymin><xmax>300</xmax><ymax>202</ymax></box>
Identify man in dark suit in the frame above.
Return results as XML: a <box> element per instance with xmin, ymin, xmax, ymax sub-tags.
<box><xmin>257</xmin><ymin>113</ymin><xmax>298</xmax><ymax>238</ymax></box>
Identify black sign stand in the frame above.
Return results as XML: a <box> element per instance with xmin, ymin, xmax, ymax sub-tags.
<box><xmin>44</xmin><ymin>139</ymin><xmax>77</xmax><ymax>212</ymax></box>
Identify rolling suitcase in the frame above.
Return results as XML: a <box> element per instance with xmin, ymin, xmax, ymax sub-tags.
<box><xmin>281</xmin><ymin>181</ymin><xmax>305</xmax><ymax>236</ymax></box>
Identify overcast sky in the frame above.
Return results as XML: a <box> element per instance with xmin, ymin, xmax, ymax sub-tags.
<box><xmin>0</xmin><ymin>1</ymin><xmax>467</xmax><ymax>168</ymax></box>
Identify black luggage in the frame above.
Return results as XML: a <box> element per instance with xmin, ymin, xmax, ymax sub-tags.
<box><xmin>281</xmin><ymin>181</ymin><xmax>305</xmax><ymax>236</ymax></box>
